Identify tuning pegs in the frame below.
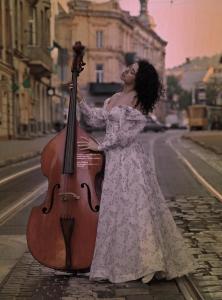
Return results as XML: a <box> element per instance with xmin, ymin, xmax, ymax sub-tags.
<box><xmin>71</xmin><ymin>41</ymin><xmax>86</xmax><ymax>74</ymax></box>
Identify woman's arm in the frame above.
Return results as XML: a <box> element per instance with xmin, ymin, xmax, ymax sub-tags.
<box><xmin>97</xmin><ymin>108</ymin><xmax>146</xmax><ymax>152</ymax></box>
<box><xmin>78</xmin><ymin>98</ymin><xmax>110</xmax><ymax>129</ymax></box>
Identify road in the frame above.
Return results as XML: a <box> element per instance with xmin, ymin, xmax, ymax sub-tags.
<box><xmin>0</xmin><ymin>130</ymin><xmax>221</xmax><ymax>299</ymax></box>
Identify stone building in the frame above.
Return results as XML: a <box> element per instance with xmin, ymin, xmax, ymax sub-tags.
<box><xmin>203</xmin><ymin>60</ymin><xmax>222</xmax><ymax>106</ymax></box>
<box><xmin>55</xmin><ymin>0</ymin><xmax>167</xmax><ymax>121</ymax></box>
<box><xmin>0</xmin><ymin>0</ymin><xmax>52</xmax><ymax>140</ymax></box>
<box><xmin>0</xmin><ymin>0</ymin><xmax>14</xmax><ymax>139</ymax></box>
<box><xmin>167</xmin><ymin>55</ymin><xmax>222</xmax><ymax>106</ymax></box>
<box><xmin>50</xmin><ymin>0</ymin><xmax>69</xmax><ymax>130</ymax></box>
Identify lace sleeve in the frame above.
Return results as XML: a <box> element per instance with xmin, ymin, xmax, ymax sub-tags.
<box><xmin>97</xmin><ymin>107</ymin><xmax>146</xmax><ymax>152</ymax></box>
<box><xmin>78</xmin><ymin>98</ymin><xmax>110</xmax><ymax>129</ymax></box>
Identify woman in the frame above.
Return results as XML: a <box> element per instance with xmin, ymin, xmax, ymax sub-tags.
<box><xmin>77</xmin><ymin>60</ymin><xmax>197</xmax><ymax>284</ymax></box>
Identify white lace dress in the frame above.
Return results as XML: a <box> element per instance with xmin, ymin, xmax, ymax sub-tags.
<box><xmin>78</xmin><ymin>98</ymin><xmax>197</xmax><ymax>284</ymax></box>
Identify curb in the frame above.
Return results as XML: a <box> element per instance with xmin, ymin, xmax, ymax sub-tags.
<box><xmin>181</xmin><ymin>135</ymin><xmax>222</xmax><ymax>155</ymax></box>
<box><xmin>0</xmin><ymin>151</ymin><xmax>41</xmax><ymax>168</ymax></box>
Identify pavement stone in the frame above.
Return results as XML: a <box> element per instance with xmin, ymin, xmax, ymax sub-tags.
<box><xmin>206</xmin><ymin>291</ymin><xmax>222</xmax><ymax>300</ymax></box>
<box><xmin>0</xmin><ymin>235</ymin><xmax>27</xmax><ymax>284</ymax></box>
<box><xmin>98</xmin><ymin>298</ymin><xmax>125</xmax><ymax>300</ymax></box>
<box><xmin>114</xmin><ymin>288</ymin><xmax>151</xmax><ymax>297</ymax></box>
<box><xmin>153</xmin><ymin>297</ymin><xmax>185</xmax><ymax>300</ymax></box>
<box><xmin>0</xmin><ymin>250</ymin><xmax>184</xmax><ymax>299</ymax></box>
<box><xmin>166</xmin><ymin>195</ymin><xmax>222</xmax><ymax>300</ymax></box>
<box><xmin>126</xmin><ymin>296</ymin><xmax>154</xmax><ymax>300</ymax></box>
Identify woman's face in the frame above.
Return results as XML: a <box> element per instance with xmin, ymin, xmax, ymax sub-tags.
<box><xmin>120</xmin><ymin>63</ymin><xmax>139</xmax><ymax>85</ymax></box>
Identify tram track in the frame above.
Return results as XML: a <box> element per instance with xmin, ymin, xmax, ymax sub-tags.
<box><xmin>167</xmin><ymin>135</ymin><xmax>222</xmax><ymax>203</ymax></box>
<box><xmin>164</xmin><ymin>130</ymin><xmax>222</xmax><ymax>300</ymax></box>
<box><xmin>153</xmin><ymin>131</ymin><xmax>214</xmax><ymax>300</ymax></box>
<box><xmin>0</xmin><ymin>181</ymin><xmax>47</xmax><ymax>226</ymax></box>
<box><xmin>176</xmin><ymin>275</ymin><xmax>206</xmax><ymax>300</ymax></box>
<box><xmin>0</xmin><ymin>164</ymin><xmax>41</xmax><ymax>186</ymax></box>
<box><xmin>0</xmin><ymin>159</ymin><xmax>46</xmax><ymax>226</ymax></box>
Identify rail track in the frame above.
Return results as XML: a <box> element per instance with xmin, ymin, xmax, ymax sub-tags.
<box><xmin>176</xmin><ymin>275</ymin><xmax>205</xmax><ymax>300</ymax></box>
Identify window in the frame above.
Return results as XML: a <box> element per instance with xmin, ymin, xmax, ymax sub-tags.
<box><xmin>28</xmin><ymin>7</ymin><xmax>36</xmax><ymax>46</ymax></box>
<box><xmin>14</xmin><ymin>0</ymin><xmax>18</xmax><ymax>49</ymax></box>
<box><xmin>20</xmin><ymin>1</ymin><xmax>23</xmax><ymax>50</ymax></box>
<box><xmin>96</xmin><ymin>31</ymin><xmax>103</xmax><ymax>48</ymax></box>
<box><xmin>41</xmin><ymin>10</ymin><xmax>44</xmax><ymax>46</ymax></box>
<box><xmin>0</xmin><ymin>0</ymin><xmax>3</xmax><ymax>58</ymax></box>
<box><xmin>5</xmin><ymin>0</ymin><xmax>12</xmax><ymax>63</ymax></box>
<box><xmin>45</xmin><ymin>7</ymin><xmax>50</xmax><ymax>47</ymax></box>
<box><xmin>96</xmin><ymin>64</ymin><xmax>104</xmax><ymax>83</ymax></box>
<box><xmin>28</xmin><ymin>20</ymin><xmax>34</xmax><ymax>45</ymax></box>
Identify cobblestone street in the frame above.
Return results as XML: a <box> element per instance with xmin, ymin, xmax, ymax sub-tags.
<box><xmin>167</xmin><ymin>195</ymin><xmax>222</xmax><ymax>300</ymax></box>
<box><xmin>1</xmin><ymin>194</ymin><xmax>222</xmax><ymax>300</ymax></box>
<box><xmin>0</xmin><ymin>131</ymin><xmax>222</xmax><ymax>299</ymax></box>
<box><xmin>0</xmin><ymin>251</ymin><xmax>184</xmax><ymax>300</ymax></box>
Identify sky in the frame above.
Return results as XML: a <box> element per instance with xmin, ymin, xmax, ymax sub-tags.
<box><xmin>119</xmin><ymin>0</ymin><xmax>222</xmax><ymax>68</ymax></box>
<box><xmin>61</xmin><ymin>0</ymin><xmax>222</xmax><ymax>68</ymax></box>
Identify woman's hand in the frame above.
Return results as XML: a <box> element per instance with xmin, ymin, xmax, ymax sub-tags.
<box><xmin>69</xmin><ymin>82</ymin><xmax>83</xmax><ymax>103</ymax></box>
<box><xmin>78</xmin><ymin>137</ymin><xmax>100</xmax><ymax>152</ymax></box>
<box><xmin>76</xmin><ymin>84</ymin><xmax>83</xmax><ymax>103</ymax></box>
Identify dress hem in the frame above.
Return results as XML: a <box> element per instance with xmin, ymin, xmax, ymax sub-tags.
<box><xmin>89</xmin><ymin>263</ymin><xmax>196</xmax><ymax>284</ymax></box>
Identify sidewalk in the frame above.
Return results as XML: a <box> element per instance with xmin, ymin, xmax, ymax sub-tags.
<box><xmin>0</xmin><ymin>134</ymin><xmax>56</xmax><ymax>167</ymax></box>
<box><xmin>182</xmin><ymin>130</ymin><xmax>222</xmax><ymax>155</ymax></box>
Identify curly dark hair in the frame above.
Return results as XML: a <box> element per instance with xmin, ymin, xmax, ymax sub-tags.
<box><xmin>134</xmin><ymin>59</ymin><xmax>165</xmax><ymax>115</ymax></box>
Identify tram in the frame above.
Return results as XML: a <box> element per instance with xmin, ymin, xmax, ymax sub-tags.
<box><xmin>187</xmin><ymin>104</ymin><xmax>222</xmax><ymax>130</ymax></box>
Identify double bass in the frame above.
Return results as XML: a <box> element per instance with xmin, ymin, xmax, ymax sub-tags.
<box><xmin>26</xmin><ymin>42</ymin><xmax>104</xmax><ymax>273</ymax></box>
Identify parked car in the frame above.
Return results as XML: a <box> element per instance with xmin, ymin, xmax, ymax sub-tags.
<box><xmin>166</xmin><ymin>123</ymin><xmax>188</xmax><ymax>130</ymax></box>
<box><xmin>143</xmin><ymin>116</ymin><xmax>167</xmax><ymax>132</ymax></box>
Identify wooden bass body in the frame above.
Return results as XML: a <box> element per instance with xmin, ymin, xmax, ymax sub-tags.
<box><xmin>27</xmin><ymin>124</ymin><xmax>104</xmax><ymax>272</ymax></box>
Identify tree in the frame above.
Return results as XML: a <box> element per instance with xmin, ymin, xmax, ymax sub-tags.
<box><xmin>206</xmin><ymin>77</ymin><xmax>222</xmax><ymax>105</ymax></box>
<box><xmin>167</xmin><ymin>75</ymin><xmax>182</xmax><ymax>100</ymax></box>
<box><xmin>179</xmin><ymin>90</ymin><xmax>192</xmax><ymax>110</ymax></box>
<box><xmin>167</xmin><ymin>75</ymin><xmax>192</xmax><ymax>110</ymax></box>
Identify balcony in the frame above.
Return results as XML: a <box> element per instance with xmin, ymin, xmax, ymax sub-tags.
<box><xmin>89</xmin><ymin>82</ymin><xmax>122</xmax><ymax>96</ymax></box>
<box><xmin>29</xmin><ymin>0</ymin><xmax>39</xmax><ymax>5</ymax></box>
<box><xmin>125</xmin><ymin>52</ymin><xmax>137</xmax><ymax>66</ymax></box>
<box><xmin>25</xmin><ymin>46</ymin><xmax>52</xmax><ymax>78</ymax></box>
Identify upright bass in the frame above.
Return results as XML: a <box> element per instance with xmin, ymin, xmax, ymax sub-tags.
<box><xmin>26</xmin><ymin>42</ymin><xmax>104</xmax><ymax>273</ymax></box>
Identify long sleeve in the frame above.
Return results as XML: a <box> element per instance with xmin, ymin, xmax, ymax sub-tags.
<box><xmin>78</xmin><ymin>98</ymin><xmax>109</xmax><ymax>129</ymax></box>
<box><xmin>97</xmin><ymin>107</ymin><xmax>147</xmax><ymax>152</ymax></box>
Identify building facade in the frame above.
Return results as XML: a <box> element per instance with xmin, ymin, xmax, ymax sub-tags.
<box><xmin>55</xmin><ymin>0</ymin><xmax>167</xmax><ymax>121</ymax></box>
<box><xmin>203</xmin><ymin>61</ymin><xmax>222</xmax><ymax>106</ymax></box>
<box><xmin>0</xmin><ymin>0</ymin><xmax>14</xmax><ymax>139</ymax></box>
<box><xmin>50</xmin><ymin>0</ymin><xmax>69</xmax><ymax>130</ymax></box>
<box><xmin>0</xmin><ymin>0</ymin><xmax>52</xmax><ymax>140</ymax></box>
<box><xmin>167</xmin><ymin>55</ymin><xmax>222</xmax><ymax>106</ymax></box>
